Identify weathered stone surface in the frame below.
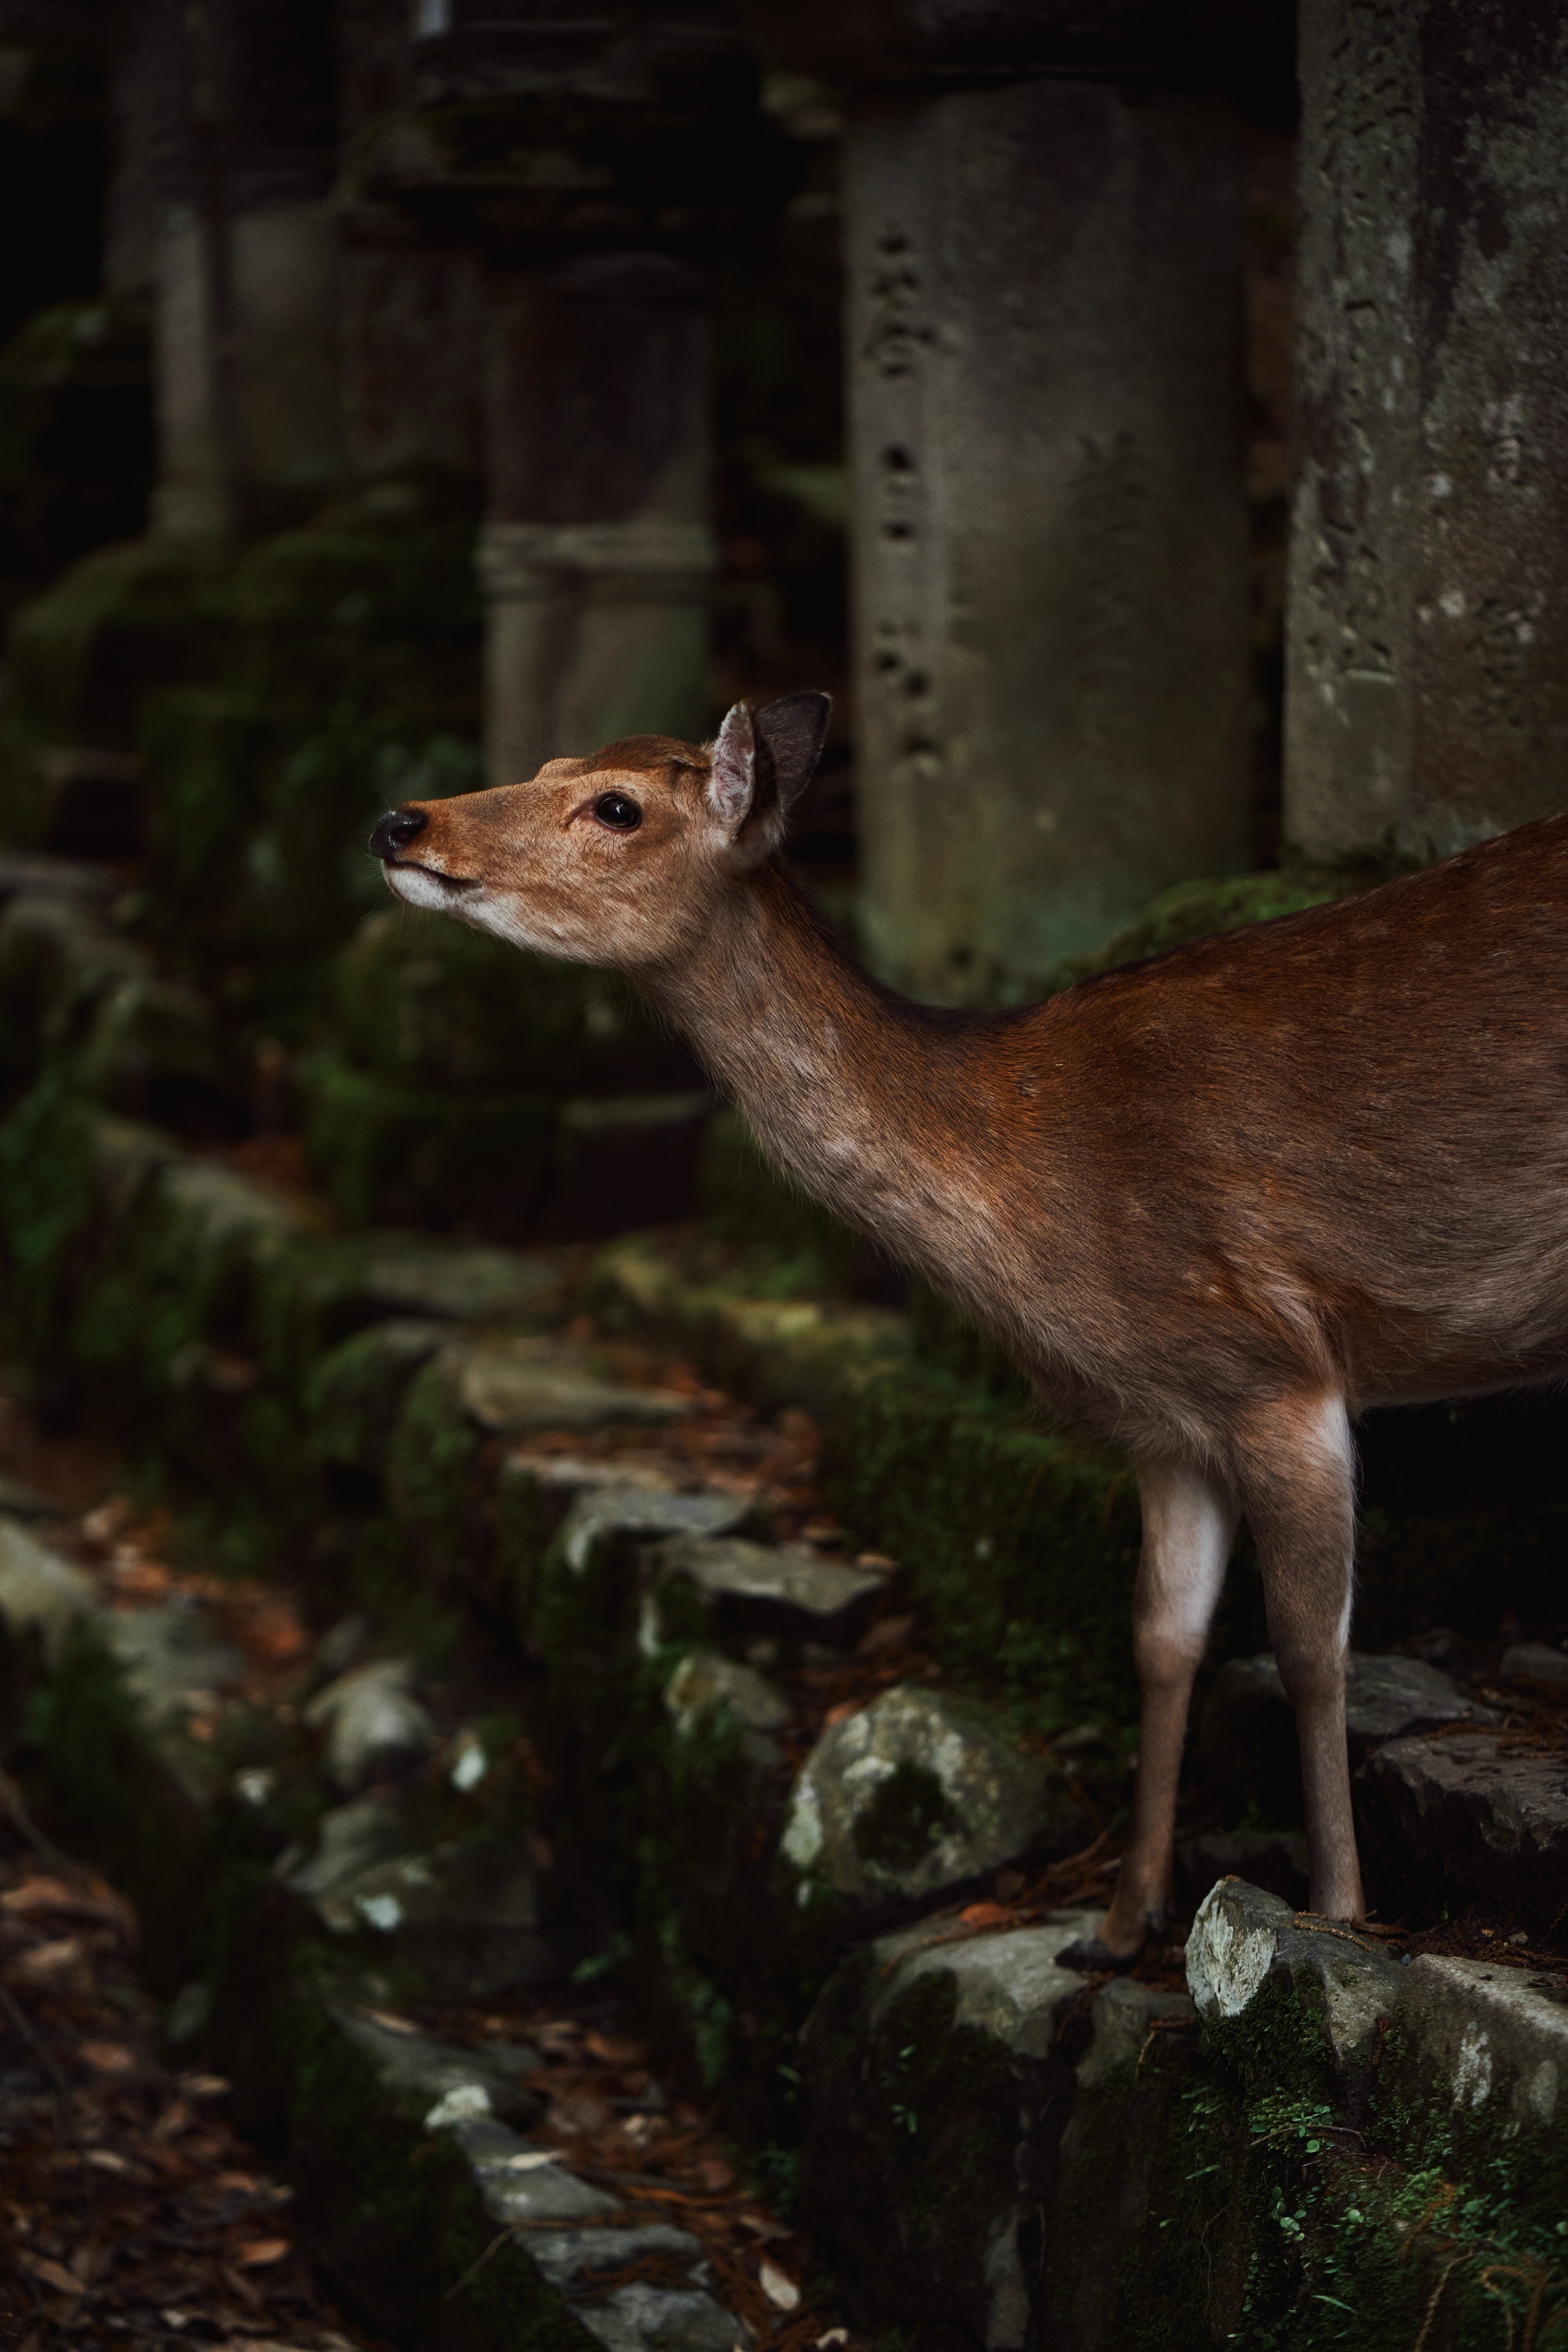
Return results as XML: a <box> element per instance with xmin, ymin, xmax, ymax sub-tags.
<box><xmin>455</xmin><ymin>2118</ymin><xmax>746</xmax><ymax>2351</ymax></box>
<box><xmin>338</xmin><ymin>2005</ymin><xmax>544</xmax><ymax>2129</ymax></box>
<box><xmin>291</xmin><ymin>1825</ymin><xmax>560</xmax><ymax>1997</ymax></box>
<box><xmin>453</xmin><ymin>1335</ymin><xmax>693</xmax><ymax>1435</ymax></box>
<box><xmin>1186</xmin><ymin>1877</ymin><xmax>1402</xmax><ymax>2084</ymax></box>
<box><xmin>357</xmin><ymin>1237</ymin><xmax>568</xmax><ymax>1323</ymax></box>
<box><xmin>0</xmin><ymin>1518</ymin><xmax>96</xmax><ymax>1665</ymax></box>
<box><xmin>546</xmin><ymin>1473</ymin><xmax>747</xmax><ymax>1579</ymax></box>
<box><xmin>643</xmin><ymin>1534</ymin><xmax>887</xmax><ymax>1655</ymax></box>
<box><xmin>1288</xmin><ymin>0</ymin><xmax>1568</xmax><ymax>865</ymax></box>
<box><xmin>306</xmin><ymin>1317</ymin><xmax>448</xmax><ymax>1474</ymax></box>
<box><xmin>1361</xmin><ymin>1731</ymin><xmax>1568</xmax><ymax>1936</ymax></box>
<box><xmin>1194</xmin><ymin>1649</ymin><xmax>1497</xmax><ymax>1821</ymax></box>
<box><xmin>279</xmin><ymin>1793</ymin><xmax>410</xmax><ymax>1898</ymax></box>
<box><xmin>663</xmin><ymin>1650</ymin><xmax>791</xmax><ymax>1745</ymax></box>
<box><xmin>1502</xmin><ymin>1640</ymin><xmax>1568</xmax><ymax>1685</ymax></box>
<box><xmin>845</xmin><ymin>74</ymin><xmax>1249</xmax><ymax>998</ymax></box>
<box><xmin>1390</xmin><ymin>1953</ymin><xmax>1568</xmax><ymax>2128</ymax></box>
<box><xmin>98</xmin><ymin>1599</ymin><xmax>244</xmax><ymax>1730</ymax></box>
<box><xmin>802</xmin><ymin>1912</ymin><xmax>1102</xmax><ymax>2350</ymax></box>
<box><xmin>781</xmin><ymin>1684</ymin><xmax>1089</xmax><ymax>1914</ymax></box>
<box><xmin>302</xmin><ymin>1657</ymin><xmax>433</xmax><ymax>1790</ymax></box>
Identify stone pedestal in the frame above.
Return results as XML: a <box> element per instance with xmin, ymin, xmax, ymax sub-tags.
<box><xmin>846</xmin><ymin>79</ymin><xmax>1251</xmax><ymax>1000</ymax></box>
<box><xmin>1285</xmin><ymin>0</ymin><xmax>1568</xmax><ymax>866</ymax></box>
<box><xmin>479</xmin><ymin>256</ymin><xmax>714</xmax><ymax>783</ymax></box>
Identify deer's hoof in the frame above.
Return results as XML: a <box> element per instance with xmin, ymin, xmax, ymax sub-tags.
<box><xmin>1056</xmin><ymin>1929</ymin><xmax>1146</xmax><ymax>1975</ymax></box>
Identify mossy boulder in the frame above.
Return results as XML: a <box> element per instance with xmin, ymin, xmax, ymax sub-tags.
<box><xmin>0</xmin><ymin>536</ymin><xmax>228</xmax><ymax>841</ymax></box>
<box><xmin>779</xmin><ymin>1684</ymin><xmax>1088</xmax><ymax>1922</ymax></box>
<box><xmin>0</xmin><ymin>298</ymin><xmax>152</xmax><ymax>619</ymax></box>
<box><xmin>331</xmin><ymin>905</ymin><xmax>697</xmax><ymax>1099</ymax></box>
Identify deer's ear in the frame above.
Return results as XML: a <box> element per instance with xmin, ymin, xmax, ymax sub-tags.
<box><xmin>706</xmin><ymin>702</ymin><xmax>756</xmax><ymax>828</ymax></box>
<box><xmin>755</xmin><ymin>691</ymin><xmax>831</xmax><ymax>809</ymax></box>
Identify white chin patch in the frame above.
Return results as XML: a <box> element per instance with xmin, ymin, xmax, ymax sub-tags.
<box><xmin>384</xmin><ymin>862</ymin><xmax>467</xmax><ymax>913</ymax></box>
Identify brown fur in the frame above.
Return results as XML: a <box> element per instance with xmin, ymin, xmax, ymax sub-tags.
<box><xmin>374</xmin><ymin>724</ymin><xmax>1568</xmax><ymax>1956</ymax></box>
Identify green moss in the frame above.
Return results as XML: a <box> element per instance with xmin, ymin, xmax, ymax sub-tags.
<box><xmin>332</xmin><ymin>905</ymin><xmax>688</xmax><ymax>1100</ymax></box>
<box><xmin>1039</xmin><ymin>868</ymin><xmax>1359</xmax><ymax>998</ymax></box>
<box><xmin>300</xmin><ymin>1048</ymin><xmax>556</xmax><ymax>1235</ymax></box>
<box><xmin>821</xmin><ymin>1359</ymin><xmax>1144</xmax><ymax>1726</ymax></box>
<box><xmin>852</xmin><ymin>1761</ymin><xmax>959</xmax><ymax>1873</ymax></box>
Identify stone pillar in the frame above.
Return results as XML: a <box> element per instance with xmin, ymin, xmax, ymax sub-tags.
<box><xmin>478</xmin><ymin>256</ymin><xmax>714</xmax><ymax>785</ymax></box>
<box><xmin>1285</xmin><ymin>0</ymin><xmax>1568</xmax><ymax>867</ymax></box>
<box><xmin>358</xmin><ymin>2</ymin><xmax>773</xmax><ymax>785</ymax></box>
<box><xmin>142</xmin><ymin>0</ymin><xmax>343</xmax><ymax>541</ymax></box>
<box><xmin>846</xmin><ymin>80</ymin><xmax>1250</xmax><ymax>999</ymax></box>
<box><xmin>335</xmin><ymin>0</ymin><xmax>485</xmax><ymax>486</ymax></box>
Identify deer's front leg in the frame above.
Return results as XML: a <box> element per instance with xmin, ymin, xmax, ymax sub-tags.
<box><xmin>1059</xmin><ymin>1457</ymin><xmax>1237</xmax><ymax>1971</ymax></box>
<box><xmin>1238</xmin><ymin>1393</ymin><xmax>1364</xmax><ymax>1922</ymax></box>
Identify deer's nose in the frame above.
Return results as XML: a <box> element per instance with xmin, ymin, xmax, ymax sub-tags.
<box><xmin>371</xmin><ymin>808</ymin><xmax>428</xmax><ymax>859</ymax></box>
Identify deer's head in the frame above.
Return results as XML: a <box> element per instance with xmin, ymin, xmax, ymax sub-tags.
<box><xmin>368</xmin><ymin>693</ymin><xmax>831</xmax><ymax>972</ymax></box>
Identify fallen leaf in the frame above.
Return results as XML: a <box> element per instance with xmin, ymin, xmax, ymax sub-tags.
<box><xmin>79</xmin><ymin>2039</ymin><xmax>137</xmax><ymax>2073</ymax></box>
<box><xmin>815</xmin><ymin>2333</ymin><xmax>850</xmax><ymax>2348</ymax></box>
<box><xmin>10</xmin><ymin>1934</ymin><xmax>84</xmax><ymax>1978</ymax></box>
<box><xmin>181</xmin><ymin>2073</ymin><xmax>233</xmax><ymax>2098</ymax></box>
<box><xmin>358</xmin><ymin>2007</ymin><xmax>420</xmax><ymax>2036</ymax></box>
<box><xmin>0</xmin><ymin>1876</ymin><xmax>74</xmax><ymax>1912</ymax></box>
<box><xmin>234</xmin><ymin>2236</ymin><xmax>292</xmax><ymax>2267</ymax></box>
<box><xmin>857</xmin><ymin>1614</ymin><xmax>915</xmax><ymax>1658</ymax></box>
<box><xmin>759</xmin><ymin>2258</ymin><xmax>801</xmax><ymax>2311</ymax></box>
<box><xmin>697</xmin><ymin>2157</ymin><xmax>734</xmax><ymax>2193</ymax></box>
<box><xmin>83</xmin><ymin>2148</ymin><xmax>133</xmax><ymax>2174</ymax></box>
<box><xmin>20</xmin><ymin>2252</ymin><xmax>83</xmax><ymax>2297</ymax></box>
<box><xmin>956</xmin><ymin>1901</ymin><xmax>1012</xmax><ymax>1929</ymax></box>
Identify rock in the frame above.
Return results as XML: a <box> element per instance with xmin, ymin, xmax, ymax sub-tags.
<box><xmin>1360</xmin><ymin>1732</ymin><xmax>1568</xmax><ymax>1936</ymax></box>
<box><xmin>338</xmin><ymin>2006</ymin><xmax>543</xmax><ymax>2128</ymax></box>
<box><xmin>356</xmin><ymin>1238</ymin><xmax>568</xmax><ymax>1322</ymax></box>
<box><xmin>643</xmin><ymin>1534</ymin><xmax>887</xmax><ymax>1655</ymax></box>
<box><xmin>549</xmin><ymin>1473</ymin><xmax>749</xmax><ymax>1577</ymax></box>
<box><xmin>1383</xmin><ymin>1953</ymin><xmax>1568</xmax><ymax>2148</ymax></box>
<box><xmin>98</xmin><ymin>1599</ymin><xmax>244</xmax><ymax>1730</ymax></box>
<box><xmin>781</xmin><ymin>1684</ymin><xmax>1089</xmax><ymax>1917</ymax></box>
<box><xmin>303</xmin><ymin>1657</ymin><xmax>433</xmax><ymax>1789</ymax></box>
<box><xmin>1175</xmin><ymin>1828</ymin><xmax>1308</xmax><ymax>1912</ymax></box>
<box><xmin>0</xmin><ymin>1518</ymin><xmax>96</xmax><ymax>1665</ymax></box>
<box><xmin>278</xmin><ymin>1793</ymin><xmax>410</xmax><ymax>1896</ymax></box>
<box><xmin>455</xmin><ymin>2119</ymin><xmax>746</xmax><ymax>2352</ymax></box>
<box><xmin>1501</xmin><ymin>1641</ymin><xmax>1568</xmax><ymax>1685</ymax></box>
<box><xmin>290</xmin><ymin>1826</ymin><xmax>560</xmax><ymax>1997</ymax></box>
<box><xmin>802</xmin><ymin>1911</ymin><xmax>1109</xmax><ymax>2350</ymax></box>
<box><xmin>1194</xmin><ymin>1650</ymin><xmax>1498</xmax><ymax>1822</ymax></box>
<box><xmin>663</xmin><ymin>1651</ymin><xmax>791</xmax><ymax>1743</ymax></box>
<box><xmin>1186</xmin><ymin>1877</ymin><xmax>1403</xmax><ymax>2088</ymax></box>
<box><xmin>452</xmin><ymin>1334</ymin><xmax>694</xmax><ymax>1434</ymax></box>
<box><xmin>306</xmin><ymin>1317</ymin><xmax>448</xmax><ymax>1474</ymax></box>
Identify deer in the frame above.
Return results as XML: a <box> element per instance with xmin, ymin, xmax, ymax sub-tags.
<box><xmin>370</xmin><ymin>691</ymin><xmax>1568</xmax><ymax>1968</ymax></box>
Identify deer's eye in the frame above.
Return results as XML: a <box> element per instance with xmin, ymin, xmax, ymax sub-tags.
<box><xmin>593</xmin><ymin>792</ymin><xmax>642</xmax><ymax>831</ymax></box>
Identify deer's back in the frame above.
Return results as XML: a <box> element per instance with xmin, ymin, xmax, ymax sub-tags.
<box><xmin>997</xmin><ymin>812</ymin><xmax>1568</xmax><ymax>1413</ymax></box>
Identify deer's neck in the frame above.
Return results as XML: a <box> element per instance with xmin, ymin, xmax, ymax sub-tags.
<box><xmin>642</xmin><ymin>862</ymin><xmax>1003</xmax><ymax>1285</ymax></box>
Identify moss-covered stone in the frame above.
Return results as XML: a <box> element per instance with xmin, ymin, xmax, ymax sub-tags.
<box><xmin>1038</xmin><ymin>867</ymin><xmax>1361</xmax><ymax>998</ymax></box>
<box><xmin>589</xmin><ymin>1230</ymin><xmax>909</xmax><ymax>1414</ymax></box>
<box><xmin>332</xmin><ymin>905</ymin><xmax>695</xmax><ymax>1100</ymax></box>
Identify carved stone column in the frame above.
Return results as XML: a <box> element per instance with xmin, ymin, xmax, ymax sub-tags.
<box><xmin>139</xmin><ymin>0</ymin><xmax>343</xmax><ymax>541</ymax></box>
<box><xmin>1285</xmin><ymin>0</ymin><xmax>1568</xmax><ymax>865</ymax></box>
<box><xmin>742</xmin><ymin>1</ymin><xmax>1259</xmax><ymax>1001</ymax></box>
<box><xmin>355</xmin><ymin>2</ymin><xmax>773</xmax><ymax>780</ymax></box>
<box><xmin>478</xmin><ymin>255</ymin><xmax>714</xmax><ymax>784</ymax></box>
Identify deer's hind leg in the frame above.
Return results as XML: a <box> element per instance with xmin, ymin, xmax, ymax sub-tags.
<box><xmin>1235</xmin><ymin>1390</ymin><xmax>1364</xmax><ymax>1923</ymax></box>
<box><xmin>1060</xmin><ymin>1455</ymin><xmax>1238</xmax><ymax>1971</ymax></box>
